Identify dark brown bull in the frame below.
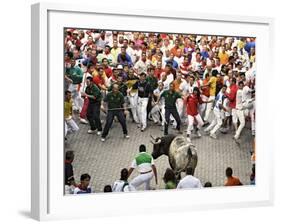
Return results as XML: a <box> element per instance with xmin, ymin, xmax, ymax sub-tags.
<box><xmin>151</xmin><ymin>134</ymin><xmax>198</xmax><ymax>180</ymax></box>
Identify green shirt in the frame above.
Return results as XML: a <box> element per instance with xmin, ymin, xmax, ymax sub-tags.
<box><xmin>108</xmin><ymin>83</ymin><xmax>128</xmax><ymax>96</ymax></box>
<box><xmin>165</xmin><ymin>181</ymin><xmax>177</xmax><ymax>189</ymax></box>
<box><xmin>66</xmin><ymin>66</ymin><xmax>83</xmax><ymax>84</ymax></box>
<box><xmin>104</xmin><ymin>91</ymin><xmax>125</xmax><ymax>109</ymax></box>
<box><xmin>135</xmin><ymin>152</ymin><xmax>152</xmax><ymax>166</ymax></box>
<box><xmin>160</xmin><ymin>90</ymin><xmax>181</xmax><ymax>109</ymax></box>
<box><xmin>85</xmin><ymin>84</ymin><xmax>101</xmax><ymax>103</ymax></box>
<box><xmin>146</xmin><ymin>76</ymin><xmax>158</xmax><ymax>90</ymax></box>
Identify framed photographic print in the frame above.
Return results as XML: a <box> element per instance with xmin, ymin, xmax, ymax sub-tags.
<box><xmin>31</xmin><ymin>2</ymin><xmax>274</xmax><ymax>221</ymax></box>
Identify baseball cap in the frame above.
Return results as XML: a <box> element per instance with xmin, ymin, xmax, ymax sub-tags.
<box><xmin>117</xmin><ymin>64</ymin><xmax>123</xmax><ymax>70</ymax></box>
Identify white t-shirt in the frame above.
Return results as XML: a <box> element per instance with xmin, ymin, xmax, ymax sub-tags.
<box><xmin>154</xmin><ymin>88</ymin><xmax>165</xmax><ymax>105</ymax></box>
<box><xmin>134</xmin><ymin>59</ymin><xmax>149</xmax><ymax>74</ymax></box>
<box><xmin>180</xmin><ymin>81</ymin><xmax>198</xmax><ymax>94</ymax></box>
<box><xmin>242</xmin><ymin>85</ymin><xmax>252</xmax><ymax>102</ymax></box>
<box><xmin>236</xmin><ymin>89</ymin><xmax>243</xmax><ymax>110</ymax></box>
<box><xmin>162</xmin><ymin>73</ymin><xmax>174</xmax><ymax>90</ymax></box>
<box><xmin>112</xmin><ymin>180</ymin><xmax>136</xmax><ymax>192</ymax></box>
<box><xmin>177</xmin><ymin>175</ymin><xmax>202</xmax><ymax>189</ymax></box>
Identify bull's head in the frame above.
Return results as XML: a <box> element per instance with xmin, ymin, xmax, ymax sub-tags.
<box><xmin>150</xmin><ymin>134</ymin><xmax>175</xmax><ymax>159</ymax></box>
<box><xmin>150</xmin><ymin>135</ymin><xmax>163</xmax><ymax>159</ymax></box>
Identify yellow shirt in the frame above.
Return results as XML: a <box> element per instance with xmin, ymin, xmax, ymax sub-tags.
<box><xmin>218</xmin><ymin>52</ymin><xmax>229</xmax><ymax>65</ymax></box>
<box><xmin>209</xmin><ymin>76</ymin><xmax>217</xmax><ymax>96</ymax></box>
<box><xmin>64</xmin><ymin>99</ymin><xmax>73</xmax><ymax>119</ymax></box>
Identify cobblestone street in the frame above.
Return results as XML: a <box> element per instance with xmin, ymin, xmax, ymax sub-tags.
<box><xmin>65</xmin><ymin>112</ymin><xmax>254</xmax><ymax>193</ymax></box>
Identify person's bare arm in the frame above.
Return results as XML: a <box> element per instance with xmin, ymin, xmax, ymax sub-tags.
<box><xmin>128</xmin><ymin>167</ymin><xmax>134</xmax><ymax>178</ymax></box>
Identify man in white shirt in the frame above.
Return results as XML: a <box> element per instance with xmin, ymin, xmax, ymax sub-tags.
<box><xmin>242</xmin><ymin>83</ymin><xmax>255</xmax><ymax>136</ymax></box>
<box><xmin>128</xmin><ymin>145</ymin><xmax>158</xmax><ymax>190</ymax></box>
<box><xmin>234</xmin><ymin>81</ymin><xmax>245</xmax><ymax>140</ymax></box>
<box><xmin>112</xmin><ymin>168</ymin><xmax>136</xmax><ymax>192</ymax></box>
<box><xmin>177</xmin><ymin>167</ymin><xmax>202</xmax><ymax>189</ymax></box>
<box><xmin>134</xmin><ymin>52</ymin><xmax>150</xmax><ymax>75</ymax></box>
<box><xmin>204</xmin><ymin>85</ymin><xmax>227</xmax><ymax>139</ymax></box>
<box><xmin>149</xmin><ymin>82</ymin><xmax>165</xmax><ymax>128</ymax></box>
<box><xmin>161</xmin><ymin>64</ymin><xmax>174</xmax><ymax>90</ymax></box>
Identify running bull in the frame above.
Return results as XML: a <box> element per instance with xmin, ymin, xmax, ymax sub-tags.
<box><xmin>150</xmin><ymin>134</ymin><xmax>198</xmax><ymax>179</ymax></box>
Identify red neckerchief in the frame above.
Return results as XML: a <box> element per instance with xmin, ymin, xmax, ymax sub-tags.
<box><xmin>78</xmin><ymin>184</ymin><xmax>87</xmax><ymax>191</ymax></box>
<box><xmin>65</xmin><ymin>160</ymin><xmax>72</xmax><ymax>164</ymax></box>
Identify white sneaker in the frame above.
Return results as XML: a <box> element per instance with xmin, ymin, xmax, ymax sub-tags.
<box><xmin>80</xmin><ymin>118</ymin><xmax>88</xmax><ymax>124</ymax></box>
<box><xmin>141</xmin><ymin>127</ymin><xmax>145</xmax><ymax>132</ymax></box>
<box><xmin>87</xmin><ymin>129</ymin><xmax>95</xmax><ymax>134</ymax></box>
<box><xmin>124</xmin><ymin>134</ymin><xmax>130</xmax><ymax>139</ymax></box>
<box><xmin>197</xmin><ymin>131</ymin><xmax>202</xmax><ymax>137</ymax></box>
<box><xmin>210</xmin><ymin>133</ymin><xmax>217</xmax><ymax>139</ymax></box>
<box><xmin>97</xmin><ymin>131</ymin><xmax>102</xmax><ymax>136</ymax></box>
<box><xmin>101</xmin><ymin>138</ymin><xmax>105</xmax><ymax>142</ymax></box>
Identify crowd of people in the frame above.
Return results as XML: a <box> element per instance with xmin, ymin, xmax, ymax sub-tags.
<box><xmin>64</xmin><ymin>28</ymin><xmax>256</xmax><ymax>194</ymax></box>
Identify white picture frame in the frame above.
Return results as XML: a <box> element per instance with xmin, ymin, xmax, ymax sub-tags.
<box><xmin>31</xmin><ymin>2</ymin><xmax>275</xmax><ymax>221</ymax></box>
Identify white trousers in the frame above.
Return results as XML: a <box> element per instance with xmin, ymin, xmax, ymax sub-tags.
<box><xmin>69</xmin><ymin>84</ymin><xmax>84</xmax><ymax>112</ymax></box>
<box><xmin>131</xmin><ymin>172</ymin><xmax>154</xmax><ymax>190</ymax></box>
<box><xmin>244</xmin><ymin>101</ymin><xmax>255</xmax><ymax>132</ymax></box>
<box><xmin>65</xmin><ymin>118</ymin><xmax>79</xmax><ymax>136</ymax></box>
<box><xmin>231</xmin><ymin>108</ymin><xmax>238</xmax><ymax>124</ymax></box>
<box><xmin>206</xmin><ymin>109</ymin><xmax>223</xmax><ymax>135</ymax></box>
<box><xmin>128</xmin><ymin>93</ymin><xmax>139</xmax><ymax>123</ymax></box>
<box><xmin>150</xmin><ymin>104</ymin><xmax>165</xmax><ymax>126</ymax></box>
<box><xmin>235</xmin><ymin>109</ymin><xmax>245</xmax><ymax>139</ymax></box>
<box><xmin>137</xmin><ymin>97</ymin><xmax>149</xmax><ymax>129</ymax></box>
<box><xmin>199</xmin><ymin>95</ymin><xmax>209</xmax><ymax>117</ymax></box>
<box><xmin>204</xmin><ymin>95</ymin><xmax>215</xmax><ymax>122</ymax></box>
<box><xmin>187</xmin><ymin>114</ymin><xmax>204</xmax><ymax>135</ymax></box>
<box><xmin>176</xmin><ymin>98</ymin><xmax>184</xmax><ymax>119</ymax></box>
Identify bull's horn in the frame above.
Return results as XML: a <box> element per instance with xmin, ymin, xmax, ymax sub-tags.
<box><xmin>155</xmin><ymin>138</ymin><xmax>161</xmax><ymax>144</ymax></box>
<box><xmin>150</xmin><ymin>135</ymin><xmax>156</xmax><ymax>140</ymax></box>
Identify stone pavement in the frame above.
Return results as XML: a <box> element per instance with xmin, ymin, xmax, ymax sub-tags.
<box><xmin>65</xmin><ymin>112</ymin><xmax>254</xmax><ymax>193</ymax></box>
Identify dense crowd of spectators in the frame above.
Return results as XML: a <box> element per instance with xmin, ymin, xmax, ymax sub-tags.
<box><xmin>64</xmin><ymin>29</ymin><xmax>256</xmax><ymax>194</ymax></box>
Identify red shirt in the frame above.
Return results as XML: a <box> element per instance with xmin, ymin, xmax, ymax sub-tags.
<box><xmin>155</xmin><ymin>68</ymin><xmax>164</xmax><ymax>80</ymax></box>
<box><xmin>104</xmin><ymin>67</ymin><xmax>112</xmax><ymax>78</ymax></box>
<box><xmin>226</xmin><ymin>84</ymin><xmax>238</xmax><ymax>109</ymax></box>
<box><xmin>186</xmin><ymin>94</ymin><xmax>203</xmax><ymax>116</ymax></box>
<box><xmin>93</xmin><ymin>75</ymin><xmax>104</xmax><ymax>87</ymax></box>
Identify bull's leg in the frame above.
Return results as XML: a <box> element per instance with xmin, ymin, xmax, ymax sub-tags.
<box><xmin>168</xmin><ymin>157</ymin><xmax>175</xmax><ymax>171</ymax></box>
<box><xmin>176</xmin><ymin>172</ymin><xmax>181</xmax><ymax>181</ymax></box>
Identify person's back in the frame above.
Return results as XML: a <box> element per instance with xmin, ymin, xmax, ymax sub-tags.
<box><xmin>224</xmin><ymin>167</ymin><xmax>242</xmax><ymax>186</ymax></box>
<box><xmin>112</xmin><ymin>180</ymin><xmax>136</xmax><ymax>192</ymax></box>
<box><xmin>176</xmin><ymin>167</ymin><xmax>202</xmax><ymax>189</ymax></box>
<box><xmin>113</xmin><ymin>168</ymin><xmax>136</xmax><ymax>192</ymax></box>
<box><xmin>224</xmin><ymin>176</ymin><xmax>242</xmax><ymax>186</ymax></box>
<box><xmin>177</xmin><ymin>175</ymin><xmax>202</xmax><ymax>189</ymax></box>
<box><xmin>165</xmin><ymin>180</ymin><xmax>177</xmax><ymax>189</ymax></box>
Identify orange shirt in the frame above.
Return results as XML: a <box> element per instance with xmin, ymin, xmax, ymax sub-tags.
<box><xmin>224</xmin><ymin>176</ymin><xmax>242</xmax><ymax>186</ymax></box>
<box><xmin>173</xmin><ymin>80</ymin><xmax>182</xmax><ymax>92</ymax></box>
<box><xmin>202</xmin><ymin>79</ymin><xmax>210</xmax><ymax>97</ymax></box>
